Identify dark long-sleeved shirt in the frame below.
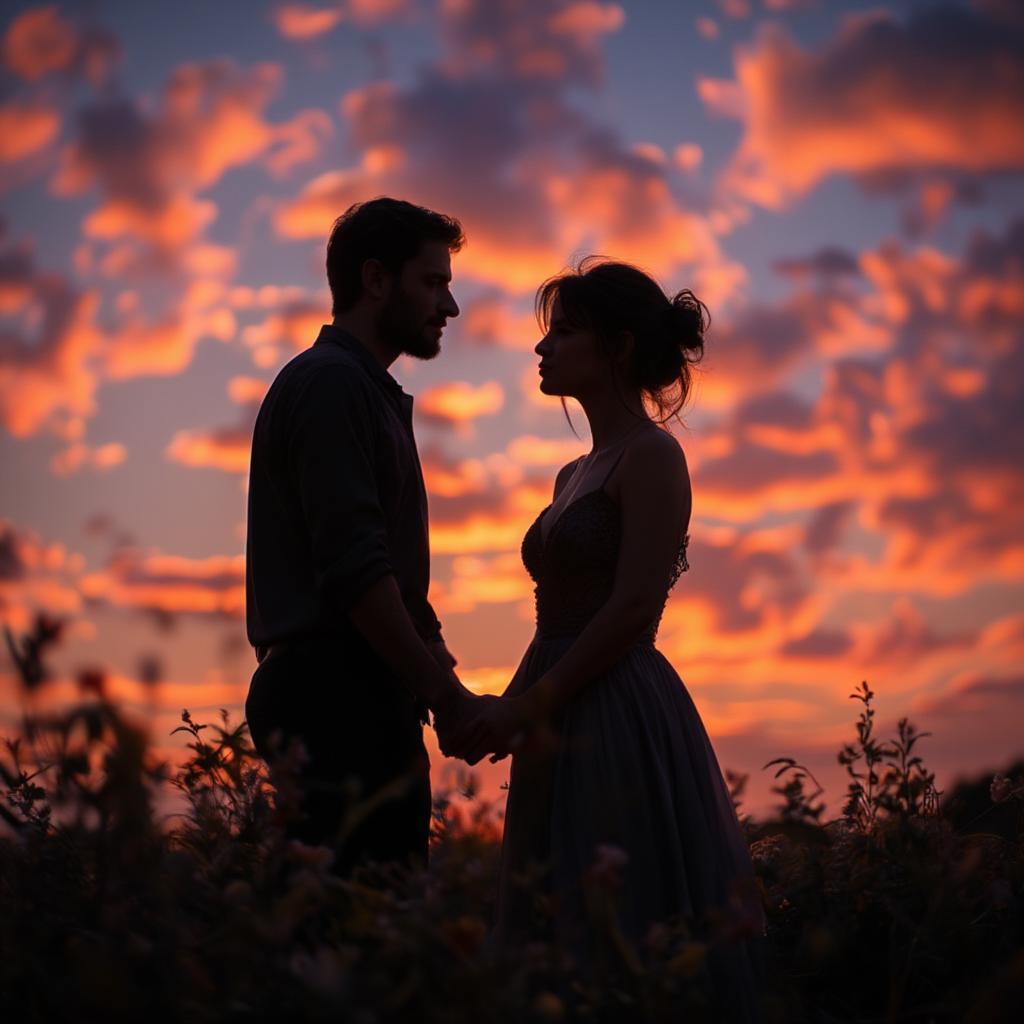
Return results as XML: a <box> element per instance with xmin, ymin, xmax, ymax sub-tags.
<box><xmin>245</xmin><ymin>324</ymin><xmax>444</xmax><ymax>713</ymax></box>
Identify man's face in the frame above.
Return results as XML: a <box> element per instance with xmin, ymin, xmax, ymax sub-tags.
<box><xmin>378</xmin><ymin>240</ymin><xmax>460</xmax><ymax>360</ymax></box>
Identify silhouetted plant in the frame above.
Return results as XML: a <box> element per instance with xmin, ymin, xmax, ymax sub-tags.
<box><xmin>761</xmin><ymin>756</ymin><xmax>827</xmax><ymax>827</ymax></box>
<box><xmin>1</xmin><ymin>621</ymin><xmax>1021</xmax><ymax>1024</ymax></box>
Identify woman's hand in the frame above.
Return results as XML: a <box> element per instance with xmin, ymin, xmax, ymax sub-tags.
<box><xmin>458</xmin><ymin>694</ymin><xmax>532</xmax><ymax>766</ymax></box>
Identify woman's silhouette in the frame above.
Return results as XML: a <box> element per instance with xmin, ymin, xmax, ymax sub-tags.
<box><xmin>448</xmin><ymin>257</ymin><xmax>768</xmax><ymax>1020</ymax></box>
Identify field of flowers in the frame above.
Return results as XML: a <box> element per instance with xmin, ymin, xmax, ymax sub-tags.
<box><xmin>2</xmin><ymin>613</ymin><xmax>1021</xmax><ymax>1023</ymax></box>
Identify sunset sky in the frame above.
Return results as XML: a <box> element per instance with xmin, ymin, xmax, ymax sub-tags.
<box><xmin>2</xmin><ymin>0</ymin><xmax>1022</xmax><ymax>823</ymax></box>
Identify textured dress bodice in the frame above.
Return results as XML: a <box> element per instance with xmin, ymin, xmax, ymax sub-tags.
<box><xmin>520</xmin><ymin>487</ymin><xmax>689</xmax><ymax>642</ymax></box>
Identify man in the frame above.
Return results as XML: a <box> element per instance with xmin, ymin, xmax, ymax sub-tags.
<box><xmin>244</xmin><ymin>197</ymin><xmax>488</xmax><ymax>881</ymax></box>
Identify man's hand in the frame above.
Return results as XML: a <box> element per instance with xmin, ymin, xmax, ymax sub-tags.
<box><xmin>445</xmin><ymin>694</ymin><xmax>534</xmax><ymax>766</ymax></box>
<box><xmin>432</xmin><ymin>689</ymin><xmax>487</xmax><ymax>758</ymax></box>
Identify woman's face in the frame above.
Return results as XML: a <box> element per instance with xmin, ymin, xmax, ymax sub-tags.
<box><xmin>534</xmin><ymin>295</ymin><xmax>610</xmax><ymax>399</ymax></box>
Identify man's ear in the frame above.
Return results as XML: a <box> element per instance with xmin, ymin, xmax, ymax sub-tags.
<box><xmin>361</xmin><ymin>257</ymin><xmax>393</xmax><ymax>302</ymax></box>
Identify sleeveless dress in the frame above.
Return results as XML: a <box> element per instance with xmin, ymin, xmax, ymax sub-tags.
<box><xmin>492</xmin><ymin>451</ymin><xmax>768</xmax><ymax>1021</ymax></box>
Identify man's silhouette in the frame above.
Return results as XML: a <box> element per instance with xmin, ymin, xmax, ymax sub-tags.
<box><xmin>244</xmin><ymin>197</ymin><xmax>485</xmax><ymax>881</ymax></box>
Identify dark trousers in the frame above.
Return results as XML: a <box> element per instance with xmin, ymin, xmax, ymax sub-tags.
<box><xmin>244</xmin><ymin>638</ymin><xmax>432</xmax><ymax>882</ymax></box>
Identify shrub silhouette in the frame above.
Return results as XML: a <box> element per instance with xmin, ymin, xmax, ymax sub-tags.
<box><xmin>1</xmin><ymin>613</ymin><xmax>1021</xmax><ymax>1022</ymax></box>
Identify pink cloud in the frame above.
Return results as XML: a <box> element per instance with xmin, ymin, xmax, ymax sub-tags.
<box><xmin>0</xmin><ymin>520</ymin><xmax>86</xmax><ymax>633</ymax></box>
<box><xmin>166</xmin><ymin>427</ymin><xmax>251</xmax><ymax>474</ymax></box>
<box><xmin>547</xmin><ymin>2</ymin><xmax>625</xmax><ymax>42</ymax></box>
<box><xmin>0</xmin><ymin>102</ymin><xmax>60</xmax><ymax>163</ymax></box>
<box><xmin>102</xmin><ymin>303</ymin><xmax>236</xmax><ymax>381</ymax></box>
<box><xmin>272</xmin><ymin>4</ymin><xmax>345</xmax><ymax>39</ymax></box>
<box><xmin>274</xmin><ymin>0</ymin><xmax>739</xmax><ymax>299</ymax></box>
<box><xmin>80</xmin><ymin>549</ymin><xmax>246</xmax><ymax>619</ymax></box>
<box><xmin>704</xmin><ymin>6</ymin><xmax>1024</xmax><ymax>208</ymax></box>
<box><xmin>418</xmin><ymin>380</ymin><xmax>504</xmax><ymax>427</ymax></box>
<box><xmin>2</xmin><ymin>6</ymin><xmax>118</xmax><ymax>85</ymax></box>
<box><xmin>50</xmin><ymin>440</ymin><xmax>126</xmax><ymax>476</ymax></box>
<box><xmin>50</xmin><ymin>57</ymin><xmax>332</xmax><ymax>274</ymax></box>
<box><xmin>0</xmin><ymin>233</ymin><xmax>101</xmax><ymax>437</ymax></box>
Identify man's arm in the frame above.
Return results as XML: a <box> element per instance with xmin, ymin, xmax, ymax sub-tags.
<box><xmin>347</xmin><ymin>574</ymin><xmax>465</xmax><ymax>711</ymax></box>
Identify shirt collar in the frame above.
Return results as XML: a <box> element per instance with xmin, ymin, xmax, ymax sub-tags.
<box><xmin>314</xmin><ymin>323</ymin><xmax>406</xmax><ymax>396</ymax></box>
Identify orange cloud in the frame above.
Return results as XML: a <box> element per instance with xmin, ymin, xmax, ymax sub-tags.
<box><xmin>505</xmin><ymin>434</ymin><xmax>584</xmax><ymax>468</ymax></box>
<box><xmin>696</xmin><ymin>17</ymin><xmax>719</xmax><ymax>41</ymax></box>
<box><xmin>430</xmin><ymin>552</ymin><xmax>533</xmax><ymax>615</ymax></box>
<box><xmin>272</xmin><ymin>4</ymin><xmax>345</xmax><ymax>39</ymax></box>
<box><xmin>0</xmin><ymin>236</ymin><xmax>102</xmax><ymax>437</ymax></box>
<box><xmin>716</xmin><ymin>0</ymin><xmax>751</xmax><ymax>17</ymax></box>
<box><xmin>3</xmin><ymin>7</ymin><xmax>77</xmax><ymax>79</ymax></box>
<box><xmin>274</xmin><ymin>1</ymin><xmax>739</xmax><ymax>300</ymax></box>
<box><xmin>50</xmin><ymin>440</ymin><xmax>127</xmax><ymax>476</ymax></box>
<box><xmin>166</xmin><ymin>427</ymin><xmax>251</xmax><ymax>474</ymax></box>
<box><xmin>458</xmin><ymin>295</ymin><xmax>539</xmax><ymax>350</ymax></box>
<box><xmin>0</xmin><ymin>520</ymin><xmax>86</xmax><ymax>633</ymax></box>
<box><xmin>2</xmin><ymin>6</ymin><xmax>117</xmax><ymax>85</ymax></box>
<box><xmin>673</xmin><ymin>143</ymin><xmax>703</xmax><ymax>172</ymax></box>
<box><xmin>80</xmin><ymin>550</ymin><xmax>246</xmax><ymax>618</ymax></box>
<box><xmin>240</xmin><ymin>299</ymin><xmax>328</xmax><ymax>367</ymax></box>
<box><xmin>418</xmin><ymin>380</ymin><xmax>504</xmax><ymax>426</ymax></box>
<box><xmin>50</xmin><ymin>57</ymin><xmax>331</xmax><ymax>281</ymax></box>
<box><xmin>547</xmin><ymin>2</ymin><xmax>625</xmax><ymax>42</ymax></box>
<box><xmin>227</xmin><ymin>376</ymin><xmax>269</xmax><ymax>404</ymax></box>
<box><xmin>421</xmin><ymin>450</ymin><xmax>490</xmax><ymax>499</ymax></box>
<box><xmin>545</xmin><ymin>158</ymin><xmax>745</xmax><ymax>305</ymax></box>
<box><xmin>102</xmin><ymin>304</ymin><xmax>235</xmax><ymax>380</ymax></box>
<box><xmin>705</xmin><ymin>8</ymin><xmax>1024</xmax><ymax>208</ymax></box>
<box><xmin>429</xmin><ymin>476</ymin><xmax>553</xmax><ymax>554</ymax></box>
<box><xmin>0</xmin><ymin>102</ymin><xmax>60</xmax><ymax>162</ymax></box>
<box><xmin>80</xmin><ymin>193</ymin><xmax>218</xmax><ymax>250</ymax></box>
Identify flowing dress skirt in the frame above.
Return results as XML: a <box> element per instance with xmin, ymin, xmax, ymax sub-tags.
<box><xmin>492</xmin><ymin>633</ymin><xmax>768</xmax><ymax>1022</ymax></box>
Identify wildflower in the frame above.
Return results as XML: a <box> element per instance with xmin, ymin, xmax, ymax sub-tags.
<box><xmin>990</xmin><ymin>772</ymin><xmax>1016</xmax><ymax>803</ymax></box>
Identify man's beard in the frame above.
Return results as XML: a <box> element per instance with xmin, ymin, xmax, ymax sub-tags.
<box><xmin>378</xmin><ymin>290</ymin><xmax>441</xmax><ymax>360</ymax></box>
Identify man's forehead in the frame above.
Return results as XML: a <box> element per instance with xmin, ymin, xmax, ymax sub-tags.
<box><xmin>412</xmin><ymin>240</ymin><xmax>453</xmax><ymax>274</ymax></box>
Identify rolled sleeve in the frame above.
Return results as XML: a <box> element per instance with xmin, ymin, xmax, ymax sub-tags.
<box><xmin>286</xmin><ymin>366</ymin><xmax>394</xmax><ymax>613</ymax></box>
<box><xmin>410</xmin><ymin>596</ymin><xmax>444</xmax><ymax>646</ymax></box>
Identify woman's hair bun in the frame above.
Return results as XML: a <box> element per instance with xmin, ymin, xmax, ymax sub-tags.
<box><xmin>665</xmin><ymin>289</ymin><xmax>709</xmax><ymax>359</ymax></box>
<box><xmin>534</xmin><ymin>256</ymin><xmax>710</xmax><ymax>422</ymax></box>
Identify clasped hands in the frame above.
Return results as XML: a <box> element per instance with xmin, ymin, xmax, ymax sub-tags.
<box><xmin>432</xmin><ymin>683</ymin><xmax>528</xmax><ymax>765</ymax></box>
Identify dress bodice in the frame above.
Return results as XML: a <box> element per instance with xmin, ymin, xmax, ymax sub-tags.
<box><xmin>521</xmin><ymin>486</ymin><xmax>689</xmax><ymax>642</ymax></box>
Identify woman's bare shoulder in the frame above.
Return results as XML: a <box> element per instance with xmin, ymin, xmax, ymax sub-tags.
<box><xmin>627</xmin><ymin>425</ymin><xmax>688</xmax><ymax>476</ymax></box>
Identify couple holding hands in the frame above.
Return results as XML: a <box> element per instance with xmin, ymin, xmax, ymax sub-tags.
<box><xmin>244</xmin><ymin>197</ymin><xmax>766</xmax><ymax>1019</ymax></box>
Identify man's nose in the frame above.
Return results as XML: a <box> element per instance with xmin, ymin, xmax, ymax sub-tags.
<box><xmin>442</xmin><ymin>290</ymin><xmax>459</xmax><ymax>318</ymax></box>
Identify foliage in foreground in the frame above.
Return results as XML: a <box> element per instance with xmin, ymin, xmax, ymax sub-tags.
<box><xmin>1</xmin><ymin>613</ymin><xmax>1022</xmax><ymax>1023</ymax></box>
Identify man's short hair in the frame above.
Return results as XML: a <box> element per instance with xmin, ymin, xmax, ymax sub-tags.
<box><xmin>326</xmin><ymin>197</ymin><xmax>465</xmax><ymax>315</ymax></box>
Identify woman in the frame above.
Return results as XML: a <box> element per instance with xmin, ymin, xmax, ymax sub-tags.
<box><xmin>451</xmin><ymin>257</ymin><xmax>767</xmax><ymax>1020</ymax></box>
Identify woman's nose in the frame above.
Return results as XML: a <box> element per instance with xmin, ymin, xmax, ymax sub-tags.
<box><xmin>534</xmin><ymin>335</ymin><xmax>549</xmax><ymax>356</ymax></box>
